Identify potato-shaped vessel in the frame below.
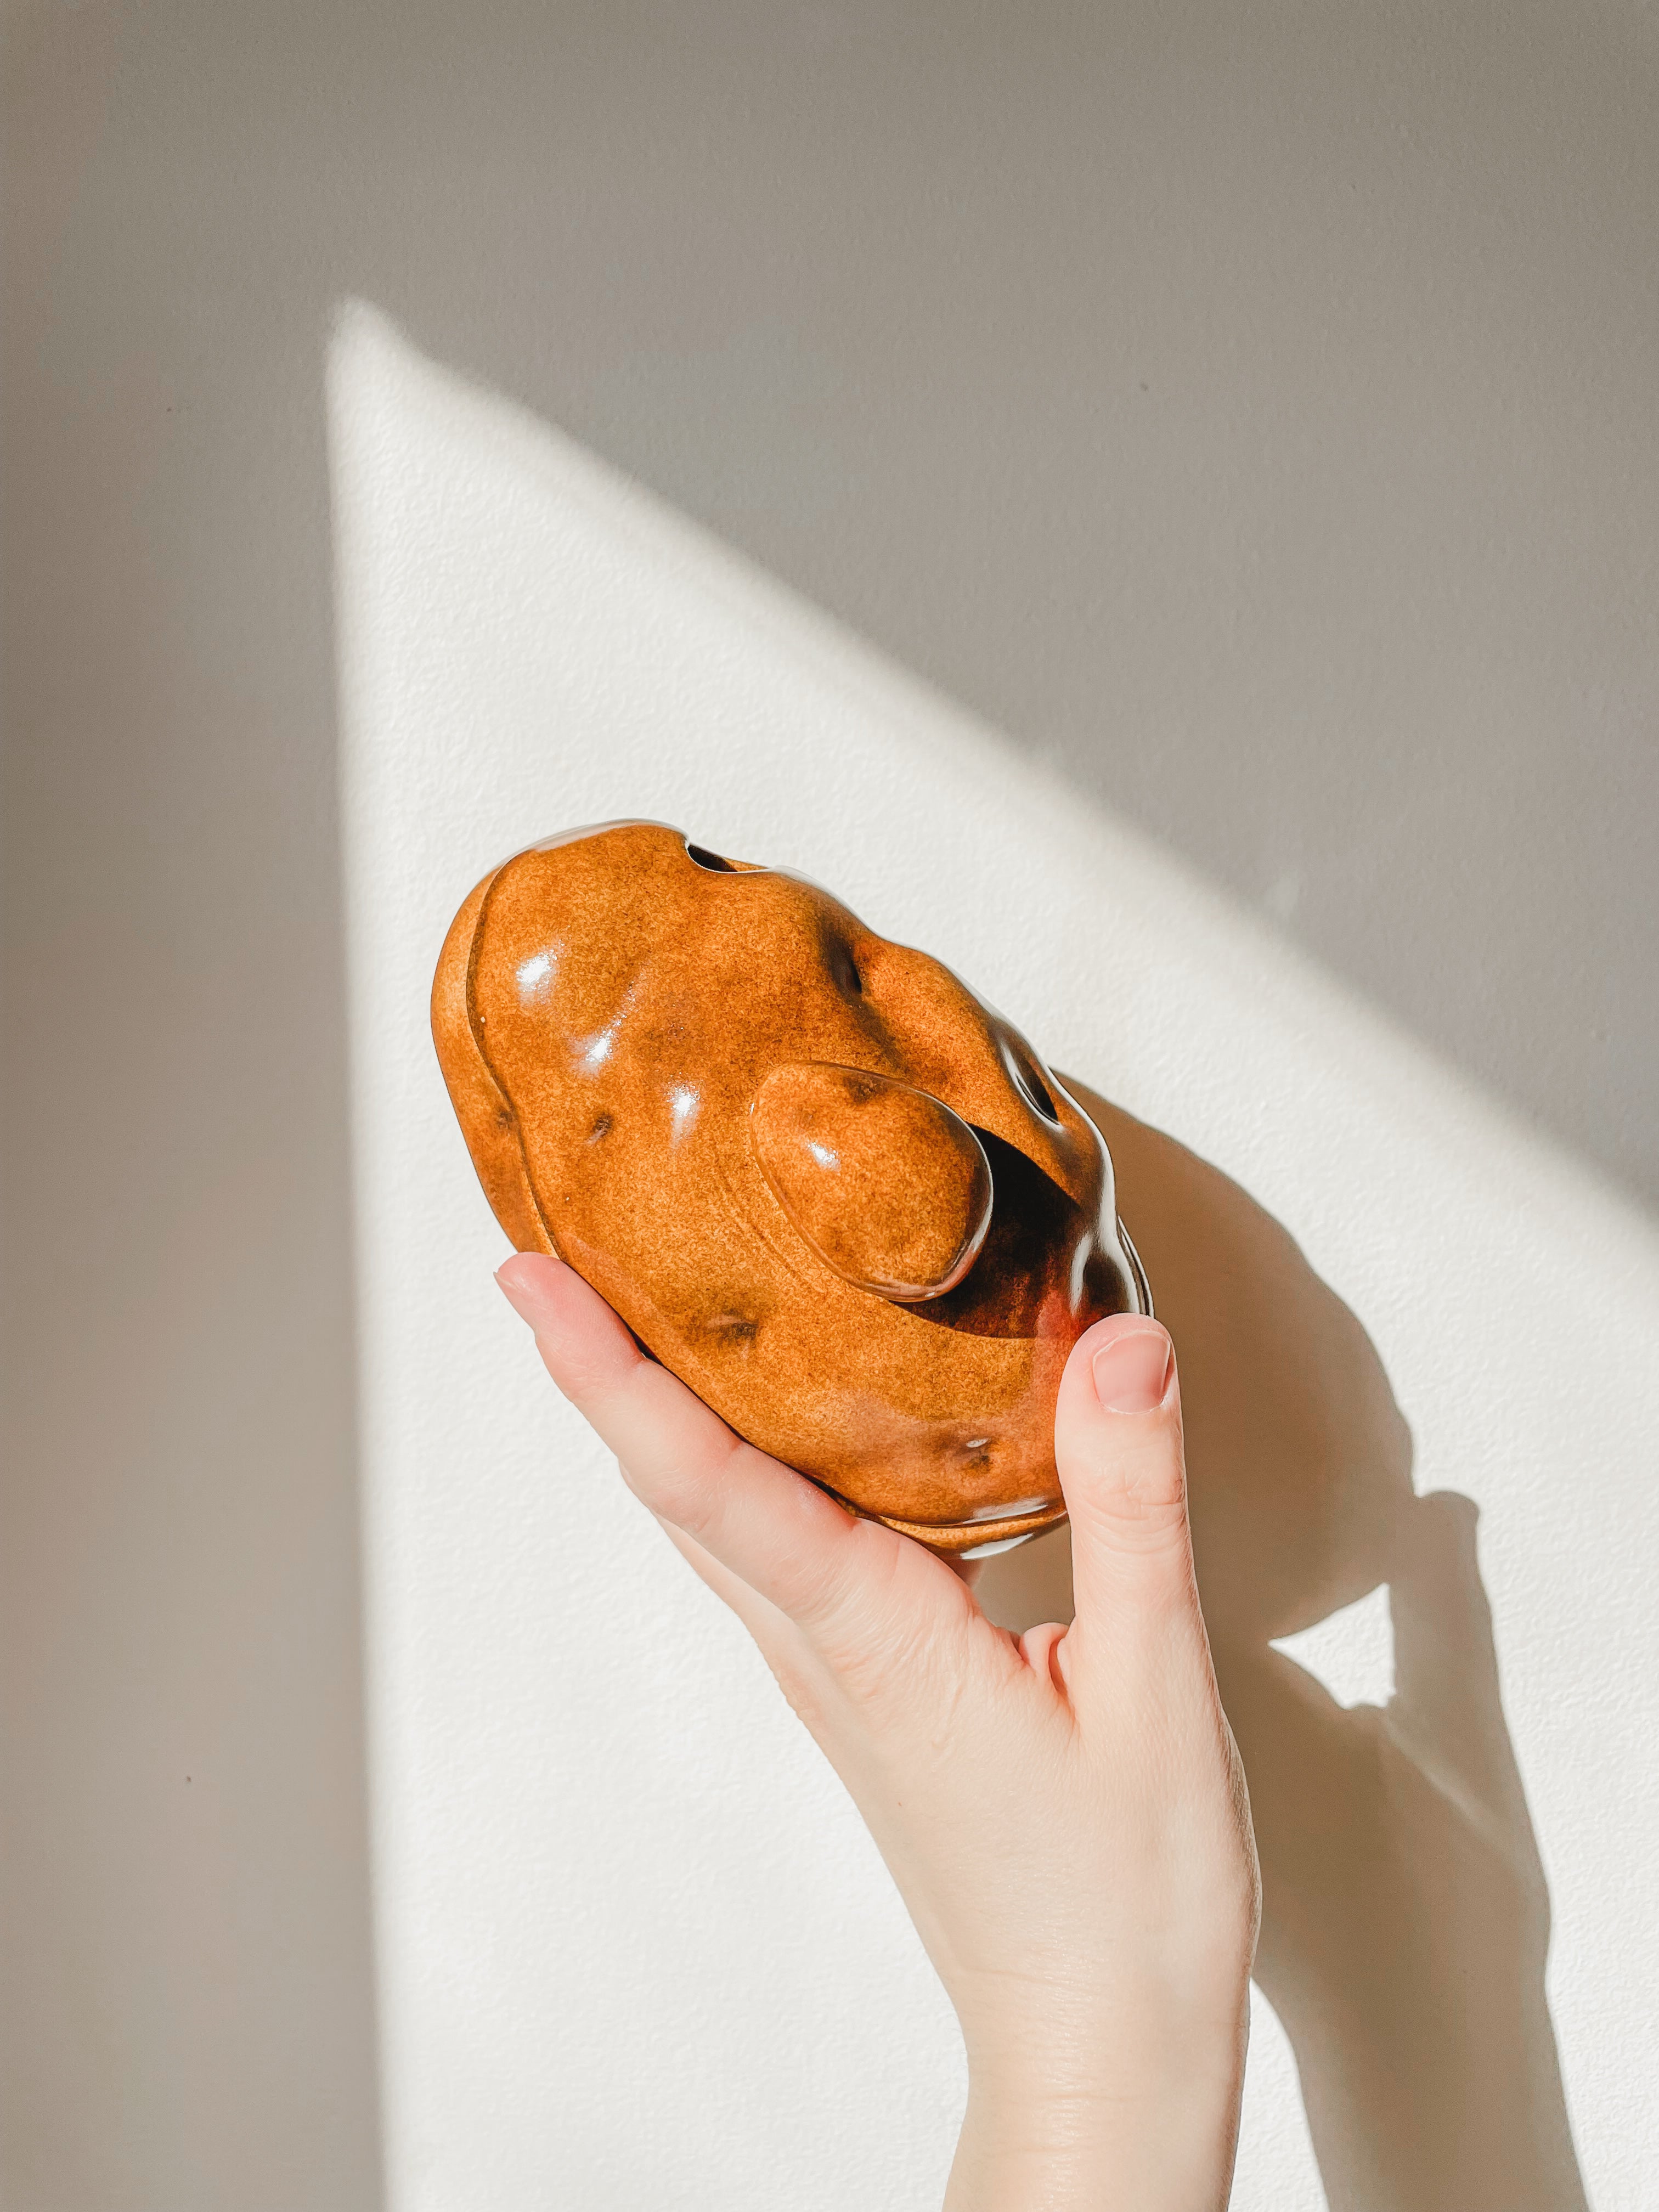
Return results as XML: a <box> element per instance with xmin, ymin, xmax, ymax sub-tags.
<box><xmin>432</xmin><ymin>822</ymin><xmax>1149</xmax><ymax>1554</ymax></box>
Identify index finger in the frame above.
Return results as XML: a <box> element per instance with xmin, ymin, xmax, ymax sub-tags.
<box><xmin>495</xmin><ymin>1252</ymin><xmax>958</xmax><ymax>1648</ymax></box>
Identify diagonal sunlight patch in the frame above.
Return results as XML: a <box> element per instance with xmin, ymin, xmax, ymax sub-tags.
<box><xmin>1273</xmin><ymin>1584</ymin><xmax>1395</xmax><ymax>1712</ymax></box>
<box><xmin>329</xmin><ymin>300</ymin><xmax>1659</xmax><ymax>2212</ymax></box>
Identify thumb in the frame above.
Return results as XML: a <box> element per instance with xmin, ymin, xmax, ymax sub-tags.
<box><xmin>1053</xmin><ymin>1316</ymin><xmax>1211</xmax><ymax>1697</ymax></box>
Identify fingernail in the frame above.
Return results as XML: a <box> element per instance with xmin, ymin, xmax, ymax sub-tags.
<box><xmin>495</xmin><ymin>1259</ymin><xmax>546</xmax><ymax>1327</ymax></box>
<box><xmin>1091</xmin><ymin>1325</ymin><xmax>1174</xmax><ymax>1414</ymax></box>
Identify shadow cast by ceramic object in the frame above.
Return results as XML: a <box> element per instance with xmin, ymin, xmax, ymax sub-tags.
<box><xmin>974</xmin><ymin>1085</ymin><xmax>1588</xmax><ymax>2212</ymax></box>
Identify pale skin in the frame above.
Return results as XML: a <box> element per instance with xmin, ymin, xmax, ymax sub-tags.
<box><xmin>496</xmin><ymin>1252</ymin><xmax>1261</xmax><ymax>2211</ymax></box>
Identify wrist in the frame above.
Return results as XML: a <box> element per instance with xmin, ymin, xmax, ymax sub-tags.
<box><xmin>946</xmin><ymin>2010</ymin><xmax>1248</xmax><ymax>2212</ymax></box>
<box><xmin>947</xmin><ymin>2072</ymin><xmax>1243</xmax><ymax>2212</ymax></box>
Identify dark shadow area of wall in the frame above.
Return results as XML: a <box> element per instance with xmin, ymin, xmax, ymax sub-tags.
<box><xmin>1</xmin><ymin>10</ymin><xmax>382</xmax><ymax>2209</ymax></box>
<box><xmin>3</xmin><ymin>2</ymin><xmax>1652</xmax><ymax>2204</ymax></box>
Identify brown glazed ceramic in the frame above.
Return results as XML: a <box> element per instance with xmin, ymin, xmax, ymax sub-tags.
<box><xmin>432</xmin><ymin>822</ymin><xmax>1149</xmax><ymax>1555</ymax></box>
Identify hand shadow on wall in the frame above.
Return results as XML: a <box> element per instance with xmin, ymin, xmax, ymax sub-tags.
<box><xmin>973</xmin><ymin>1085</ymin><xmax>1588</xmax><ymax>2212</ymax></box>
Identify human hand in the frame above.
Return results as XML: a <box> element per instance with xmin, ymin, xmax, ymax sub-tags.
<box><xmin>982</xmin><ymin>1088</ymin><xmax>1587</xmax><ymax>2212</ymax></box>
<box><xmin>496</xmin><ymin>1252</ymin><xmax>1259</xmax><ymax>2212</ymax></box>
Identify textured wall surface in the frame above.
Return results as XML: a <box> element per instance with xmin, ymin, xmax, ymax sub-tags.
<box><xmin>332</xmin><ymin>310</ymin><xmax>1659</xmax><ymax>2211</ymax></box>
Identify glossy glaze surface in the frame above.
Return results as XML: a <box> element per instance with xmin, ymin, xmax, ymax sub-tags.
<box><xmin>432</xmin><ymin>823</ymin><xmax>1148</xmax><ymax>1550</ymax></box>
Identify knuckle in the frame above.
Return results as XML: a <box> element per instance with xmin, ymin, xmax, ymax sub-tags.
<box><xmin>619</xmin><ymin>1441</ymin><xmax>723</xmax><ymax>1538</ymax></box>
<box><xmin>816</xmin><ymin>1592</ymin><xmax>947</xmax><ymax>1712</ymax></box>
<box><xmin>1070</xmin><ymin>1434</ymin><xmax>1189</xmax><ymax>1534</ymax></box>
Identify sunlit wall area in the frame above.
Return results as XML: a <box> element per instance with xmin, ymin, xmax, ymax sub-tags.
<box><xmin>331</xmin><ymin>308</ymin><xmax>1659</xmax><ymax>2212</ymax></box>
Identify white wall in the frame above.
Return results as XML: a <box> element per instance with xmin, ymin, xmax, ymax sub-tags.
<box><xmin>331</xmin><ymin>308</ymin><xmax>1659</xmax><ymax>2212</ymax></box>
<box><xmin>7</xmin><ymin>9</ymin><xmax>1657</xmax><ymax>2204</ymax></box>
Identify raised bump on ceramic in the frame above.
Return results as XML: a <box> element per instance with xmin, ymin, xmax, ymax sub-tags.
<box><xmin>749</xmin><ymin>1063</ymin><xmax>993</xmax><ymax>1301</ymax></box>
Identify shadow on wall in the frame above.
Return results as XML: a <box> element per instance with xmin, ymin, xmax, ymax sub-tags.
<box><xmin>977</xmin><ymin>1086</ymin><xmax>1588</xmax><ymax>2211</ymax></box>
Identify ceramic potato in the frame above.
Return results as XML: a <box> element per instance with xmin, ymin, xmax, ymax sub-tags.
<box><xmin>432</xmin><ymin>822</ymin><xmax>1149</xmax><ymax>1555</ymax></box>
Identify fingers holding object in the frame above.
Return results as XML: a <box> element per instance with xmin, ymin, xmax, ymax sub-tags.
<box><xmin>1053</xmin><ymin>1317</ymin><xmax>1217</xmax><ymax>1707</ymax></box>
<box><xmin>493</xmin><ymin>1252</ymin><xmax>955</xmax><ymax>1653</ymax></box>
